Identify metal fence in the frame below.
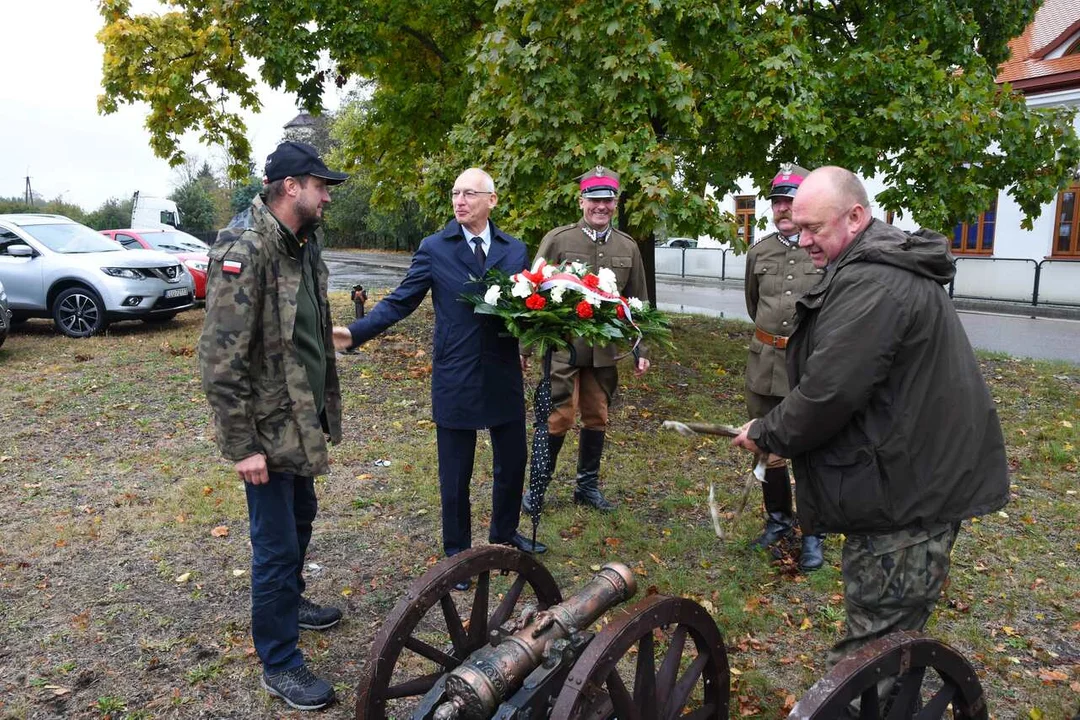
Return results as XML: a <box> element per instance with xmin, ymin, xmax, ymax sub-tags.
<box><xmin>655</xmin><ymin>247</ymin><xmax>1080</xmax><ymax>308</ymax></box>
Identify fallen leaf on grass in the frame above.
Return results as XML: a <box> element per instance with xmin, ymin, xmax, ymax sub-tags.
<box><xmin>211</xmin><ymin>526</ymin><xmax>229</xmax><ymax>538</ymax></box>
<box><xmin>799</xmin><ymin>617</ymin><xmax>813</xmax><ymax>631</ymax></box>
<box><xmin>43</xmin><ymin>685</ymin><xmax>71</xmax><ymax>696</ymax></box>
<box><xmin>1037</xmin><ymin>668</ymin><xmax>1069</xmax><ymax>683</ymax></box>
<box><xmin>356</xmin><ymin>474</ymin><xmax>373</xmax><ymax>480</ymax></box>
<box><xmin>232</xmin><ymin>569</ymin><xmax>245</xmax><ymax>577</ymax></box>
<box><xmin>176</xmin><ymin>572</ymin><xmax>192</xmax><ymax>583</ymax></box>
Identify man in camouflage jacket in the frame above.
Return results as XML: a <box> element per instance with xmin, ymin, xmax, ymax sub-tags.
<box><xmin>523</xmin><ymin>166</ymin><xmax>650</xmax><ymax>513</ymax></box>
<box><xmin>743</xmin><ymin>164</ymin><xmax>827</xmax><ymax>571</ymax></box>
<box><xmin>199</xmin><ymin>142</ymin><xmax>346</xmax><ymax>711</ymax></box>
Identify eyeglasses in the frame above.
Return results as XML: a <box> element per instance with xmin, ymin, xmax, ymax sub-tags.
<box><xmin>450</xmin><ymin>190</ymin><xmax>493</xmax><ymax>200</ymax></box>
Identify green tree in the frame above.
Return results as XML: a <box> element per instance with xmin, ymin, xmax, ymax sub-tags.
<box><xmin>98</xmin><ymin>0</ymin><xmax>1079</xmax><ymax>249</ymax></box>
<box><xmin>231</xmin><ymin>176</ymin><xmax>263</xmax><ymax>215</ymax></box>
<box><xmin>170</xmin><ymin>180</ymin><xmax>217</xmax><ymax>233</ymax></box>
<box><xmin>84</xmin><ymin>197</ymin><xmax>134</xmax><ymax>230</ymax></box>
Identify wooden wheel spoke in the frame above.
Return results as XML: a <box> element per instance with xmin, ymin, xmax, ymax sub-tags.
<box><xmin>606</xmin><ymin>668</ymin><xmax>642</xmax><ymax>720</ymax></box>
<box><xmin>489</xmin><ymin>572</ymin><xmax>528</xmax><ymax>629</ymax></box>
<box><xmin>886</xmin><ymin>668</ymin><xmax>927</xmax><ymax>720</ymax></box>
<box><xmin>468</xmin><ymin>570</ymin><xmax>491</xmax><ymax>645</ymax></box>
<box><xmin>439</xmin><ymin>592</ymin><xmax>470</xmax><ymax>656</ymax></box>
<box><xmin>634</xmin><ymin>630</ymin><xmax>658</xmax><ymax>717</ymax></box>
<box><xmin>858</xmin><ymin>683</ymin><xmax>880</xmax><ymax>720</ymax></box>
<box><xmin>402</xmin><ymin>636</ymin><xmax>458</xmax><ymax>669</ymax></box>
<box><xmin>385</xmin><ymin>671</ymin><xmax>442</xmax><ymax>699</ymax></box>
<box><xmin>667</xmin><ymin>649</ymin><xmax>709</xmax><ymax>719</ymax></box>
<box><xmin>680</xmin><ymin>705</ymin><xmax>720</xmax><ymax>720</ymax></box>
<box><xmin>655</xmin><ymin>625</ymin><xmax>687</xmax><ymax>696</ymax></box>
<box><xmin>915</xmin><ymin>680</ymin><xmax>957</xmax><ymax>720</ymax></box>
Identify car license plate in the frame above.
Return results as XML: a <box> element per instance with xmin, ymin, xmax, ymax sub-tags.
<box><xmin>165</xmin><ymin>288</ymin><xmax>189</xmax><ymax>299</ymax></box>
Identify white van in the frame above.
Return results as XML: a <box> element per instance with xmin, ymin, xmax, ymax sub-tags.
<box><xmin>131</xmin><ymin>192</ymin><xmax>181</xmax><ymax>229</ymax></box>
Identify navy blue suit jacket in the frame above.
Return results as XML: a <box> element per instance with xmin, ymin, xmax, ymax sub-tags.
<box><xmin>347</xmin><ymin>219</ymin><xmax>529</xmax><ymax>429</ymax></box>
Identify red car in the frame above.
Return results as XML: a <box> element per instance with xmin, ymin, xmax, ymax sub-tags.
<box><xmin>101</xmin><ymin>228</ymin><xmax>210</xmax><ymax>300</ymax></box>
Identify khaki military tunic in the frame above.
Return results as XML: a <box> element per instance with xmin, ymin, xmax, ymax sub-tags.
<box><xmin>744</xmin><ymin>231</ymin><xmax>823</xmax><ymax>412</ymax></box>
<box><xmin>534</xmin><ymin>220</ymin><xmax>650</xmax><ymax>368</ymax></box>
<box><xmin>534</xmin><ymin>221</ymin><xmax>649</xmax><ymax>432</ymax></box>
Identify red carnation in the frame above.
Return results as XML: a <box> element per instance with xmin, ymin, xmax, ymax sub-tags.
<box><xmin>525</xmin><ymin>293</ymin><xmax>546</xmax><ymax>310</ymax></box>
<box><xmin>583</xmin><ymin>274</ymin><xmax>600</xmax><ymax>289</ymax></box>
<box><xmin>576</xmin><ymin>301</ymin><xmax>594</xmax><ymax>319</ymax></box>
<box><xmin>616</xmin><ymin>304</ymin><xmax>627</xmax><ymax>320</ymax></box>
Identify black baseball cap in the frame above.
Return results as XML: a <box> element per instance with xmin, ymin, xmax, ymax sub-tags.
<box><xmin>264</xmin><ymin>141</ymin><xmax>349</xmax><ymax>185</ymax></box>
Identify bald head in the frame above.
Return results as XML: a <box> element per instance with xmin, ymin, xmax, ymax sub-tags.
<box><xmin>792</xmin><ymin>166</ymin><xmax>872</xmax><ymax>268</ymax></box>
<box><xmin>452</xmin><ymin>167</ymin><xmax>498</xmax><ymax>235</ymax></box>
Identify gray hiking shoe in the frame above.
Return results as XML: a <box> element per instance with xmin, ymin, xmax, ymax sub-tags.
<box><xmin>298</xmin><ymin>597</ymin><xmax>342</xmax><ymax>630</ymax></box>
<box><xmin>261</xmin><ymin>664</ymin><xmax>335</xmax><ymax>710</ymax></box>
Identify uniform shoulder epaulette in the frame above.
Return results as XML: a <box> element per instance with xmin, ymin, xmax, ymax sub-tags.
<box><xmin>751</xmin><ymin>231</ymin><xmax>779</xmax><ymax>248</ymax></box>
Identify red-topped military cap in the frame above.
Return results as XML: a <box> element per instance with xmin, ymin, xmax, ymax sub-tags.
<box><xmin>578</xmin><ymin>166</ymin><xmax>621</xmax><ymax>199</ymax></box>
<box><xmin>767</xmin><ymin>163</ymin><xmax>810</xmax><ymax>200</ymax></box>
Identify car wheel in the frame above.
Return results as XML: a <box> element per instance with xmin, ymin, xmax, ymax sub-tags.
<box><xmin>142</xmin><ymin>313</ymin><xmax>177</xmax><ymax>324</ymax></box>
<box><xmin>52</xmin><ymin>287</ymin><xmax>107</xmax><ymax>338</ymax></box>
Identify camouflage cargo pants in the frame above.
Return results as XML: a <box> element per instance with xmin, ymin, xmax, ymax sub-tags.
<box><xmin>828</xmin><ymin>522</ymin><xmax>961</xmax><ymax>668</ymax></box>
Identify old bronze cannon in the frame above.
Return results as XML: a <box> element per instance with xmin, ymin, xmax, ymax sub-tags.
<box><xmin>356</xmin><ymin>546</ymin><xmax>989</xmax><ymax>720</ymax></box>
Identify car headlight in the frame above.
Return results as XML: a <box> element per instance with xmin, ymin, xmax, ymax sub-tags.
<box><xmin>101</xmin><ymin>267</ymin><xmax>145</xmax><ymax>280</ymax></box>
<box><xmin>184</xmin><ymin>259</ymin><xmax>208</xmax><ymax>273</ymax></box>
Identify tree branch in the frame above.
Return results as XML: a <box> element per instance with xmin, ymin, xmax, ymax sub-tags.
<box><xmin>400</xmin><ymin>24</ymin><xmax>449</xmax><ymax>63</ymax></box>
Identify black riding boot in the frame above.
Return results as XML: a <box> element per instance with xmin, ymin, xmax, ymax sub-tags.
<box><xmin>799</xmin><ymin>533</ymin><xmax>826</xmax><ymax>571</ymax></box>
<box><xmin>522</xmin><ymin>433</ymin><xmax>565</xmax><ymax>515</ymax></box>
<box><xmin>573</xmin><ymin>429</ymin><xmax>615</xmax><ymax>511</ymax></box>
<box><xmin>751</xmin><ymin>466</ymin><xmax>794</xmax><ymax>549</ymax></box>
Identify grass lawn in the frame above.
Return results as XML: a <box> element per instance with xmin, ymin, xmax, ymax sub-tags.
<box><xmin>0</xmin><ymin>294</ymin><xmax>1076</xmax><ymax>719</ymax></box>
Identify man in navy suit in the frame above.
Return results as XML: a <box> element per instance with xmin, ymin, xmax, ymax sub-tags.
<box><xmin>333</xmin><ymin>168</ymin><xmax>547</xmax><ymax>578</ymax></box>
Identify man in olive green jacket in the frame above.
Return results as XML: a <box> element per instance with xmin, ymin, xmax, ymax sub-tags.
<box><xmin>743</xmin><ymin>164</ymin><xmax>827</xmax><ymax>571</ymax></box>
<box><xmin>200</xmin><ymin>141</ymin><xmax>346</xmax><ymax>711</ymax></box>
<box><xmin>734</xmin><ymin>167</ymin><xmax>1008</xmax><ymax>674</ymax></box>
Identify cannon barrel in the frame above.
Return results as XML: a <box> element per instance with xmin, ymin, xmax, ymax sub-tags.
<box><xmin>432</xmin><ymin>562</ymin><xmax>636</xmax><ymax>720</ymax></box>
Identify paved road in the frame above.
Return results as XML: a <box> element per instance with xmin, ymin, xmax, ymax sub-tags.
<box><xmin>324</xmin><ymin>251</ymin><xmax>1080</xmax><ymax>366</ymax></box>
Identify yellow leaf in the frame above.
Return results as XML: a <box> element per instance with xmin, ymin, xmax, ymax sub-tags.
<box><xmin>211</xmin><ymin>525</ymin><xmax>229</xmax><ymax>538</ymax></box>
<box><xmin>590</xmin><ymin>564</ymin><xmax>602</xmax><ymax>571</ymax></box>
<box><xmin>1002</xmin><ymin>626</ymin><xmax>1016</xmax><ymax>636</ymax></box>
<box><xmin>799</xmin><ymin>617</ymin><xmax>813</xmax><ymax>631</ymax></box>
<box><xmin>729</xmin><ymin>666</ymin><xmax>742</xmax><ymax>675</ymax></box>
<box><xmin>1029</xmin><ymin>708</ymin><xmax>1045</xmax><ymax>720</ymax></box>
<box><xmin>232</xmin><ymin>569</ymin><xmax>245</xmax><ymax>577</ymax></box>
<box><xmin>341</xmin><ymin>587</ymin><xmax>353</xmax><ymax>597</ymax></box>
<box><xmin>175</xmin><ymin>572</ymin><xmax>191</xmax><ymax>583</ymax></box>
<box><xmin>356</xmin><ymin>473</ymin><xmax>373</xmax><ymax>480</ymax></box>
<box><xmin>1061</xmin><ymin>420</ymin><xmax>1073</xmax><ymax>428</ymax></box>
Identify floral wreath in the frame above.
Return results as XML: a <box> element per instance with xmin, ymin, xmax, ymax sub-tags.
<box><xmin>463</xmin><ymin>258</ymin><xmax>672</xmax><ymax>356</ymax></box>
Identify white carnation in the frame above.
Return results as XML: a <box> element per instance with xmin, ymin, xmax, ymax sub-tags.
<box><xmin>511</xmin><ymin>279</ymin><xmax>533</xmax><ymax>298</ymax></box>
<box><xmin>483</xmin><ymin>285</ymin><xmax>502</xmax><ymax>305</ymax></box>
<box><xmin>597</xmin><ymin>267</ymin><xmax>618</xmax><ymax>294</ymax></box>
<box><xmin>628</xmin><ymin>297</ymin><xmax>644</xmax><ymax>311</ymax></box>
<box><xmin>550</xmin><ymin>285</ymin><xmax>565</xmax><ymax>304</ymax></box>
<box><xmin>542</xmin><ymin>264</ymin><xmax>556</xmax><ymax>279</ymax></box>
<box><xmin>570</xmin><ymin>261</ymin><xmax>587</xmax><ymax>276</ymax></box>
<box><xmin>587</xmin><ymin>295</ymin><xmax>602</xmax><ymax>307</ymax></box>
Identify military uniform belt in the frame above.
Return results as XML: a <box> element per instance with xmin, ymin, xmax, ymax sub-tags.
<box><xmin>755</xmin><ymin>327</ymin><xmax>789</xmax><ymax>349</ymax></box>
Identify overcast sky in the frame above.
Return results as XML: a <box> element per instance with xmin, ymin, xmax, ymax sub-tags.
<box><xmin>1</xmin><ymin>0</ymin><xmax>345</xmax><ymax>212</ymax></box>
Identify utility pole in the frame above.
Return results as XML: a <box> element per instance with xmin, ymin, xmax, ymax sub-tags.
<box><xmin>24</xmin><ymin>175</ymin><xmax>33</xmax><ymax>206</ymax></box>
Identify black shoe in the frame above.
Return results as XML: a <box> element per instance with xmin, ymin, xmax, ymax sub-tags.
<box><xmin>498</xmin><ymin>532</ymin><xmax>548</xmax><ymax>555</ymax></box>
<box><xmin>452</xmin><ymin>579</ymin><xmax>472</xmax><ymax>592</ymax></box>
<box><xmin>261</xmin><ymin>664</ymin><xmax>335</xmax><ymax>710</ymax></box>
<box><xmin>799</xmin><ymin>534</ymin><xmax>826</xmax><ymax>572</ymax></box>
<box><xmin>298</xmin><ymin>597</ymin><xmax>343</xmax><ymax>630</ymax></box>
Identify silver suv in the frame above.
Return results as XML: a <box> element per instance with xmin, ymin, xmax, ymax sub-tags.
<box><xmin>0</xmin><ymin>214</ymin><xmax>196</xmax><ymax>338</ymax></box>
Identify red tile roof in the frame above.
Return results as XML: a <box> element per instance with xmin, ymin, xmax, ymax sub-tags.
<box><xmin>996</xmin><ymin>0</ymin><xmax>1080</xmax><ymax>94</ymax></box>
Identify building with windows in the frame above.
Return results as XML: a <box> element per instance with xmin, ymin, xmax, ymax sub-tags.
<box><xmin>710</xmin><ymin>0</ymin><xmax>1080</xmax><ymax>262</ymax></box>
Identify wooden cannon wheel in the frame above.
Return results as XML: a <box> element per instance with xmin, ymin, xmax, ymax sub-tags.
<box><xmin>788</xmin><ymin>632</ymin><xmax>988</xmax><ymax>719</ymax></box>
<box><xmin>355</xmin><ymin>545</ymin><xmax>563</xmax><ymax>720</ymax></box>
<box><xmin>549</xmin><ymin>594</ymin><xmax>730</xmax><ymax>720</ymax></box>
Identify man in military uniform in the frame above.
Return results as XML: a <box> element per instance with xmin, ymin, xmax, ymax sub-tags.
<box><xmin>743</xmin><ymin>163</ymin><xmax>827</xmax><ymax>572</ymax></box>
<box><xmin>200</xmin><ymin>141</ymin><xmax>346</xmax><ymax>711</ymax></box>
<box><xmin>523</xmin><ymin>167</ymin><xmax>650</xmax><ymax>513</ymax></box>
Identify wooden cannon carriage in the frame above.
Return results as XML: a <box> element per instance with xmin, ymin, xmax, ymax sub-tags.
<box><xmin>356</xmin><ymin>546</ymin><xmax>988</xmax><ymax>720</ymax></box>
